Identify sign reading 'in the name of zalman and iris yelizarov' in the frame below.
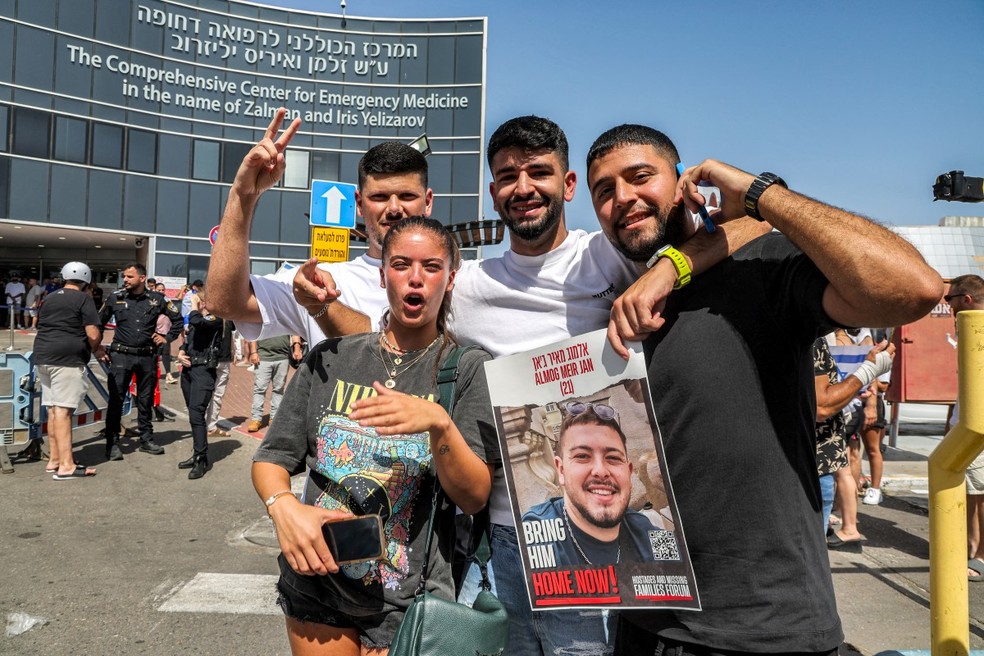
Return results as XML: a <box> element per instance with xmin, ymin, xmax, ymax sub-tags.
<box><xmin>27</xmin><ymin>1</ymin><xmax>483</xmax><ymax>132</ymax></box>
<box><xmin>484</xmin><ymin>329</ymin><xmax>700</xmax><ymax>611</ymax></box>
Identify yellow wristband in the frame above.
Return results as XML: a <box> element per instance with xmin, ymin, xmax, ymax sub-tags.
<box><xmin>646</xmin><ymin>245</ymin><xmax>692</xmax><ymax>289</ymax></box>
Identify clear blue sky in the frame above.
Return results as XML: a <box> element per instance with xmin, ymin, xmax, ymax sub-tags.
<box><xmin>256</xmin><ymin>0</ymin><xmax>984</xmax><ymax>255</ymax></box>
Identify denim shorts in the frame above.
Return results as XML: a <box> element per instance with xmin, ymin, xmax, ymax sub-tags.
<box><xmin>487</xmin><ymin>523</ymin><xmax>614</xmax><ymax>655</ymax></box>
<box><xmin>275</xmin><ymin>554</ymin><xmax>396</xmax><ymax>649</ymax></box>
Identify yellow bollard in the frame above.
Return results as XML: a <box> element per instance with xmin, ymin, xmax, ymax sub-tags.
<box><xmin>929</xmin><ymin>310</ymin><xmax>984</xmax><ymax>656</ymax></box>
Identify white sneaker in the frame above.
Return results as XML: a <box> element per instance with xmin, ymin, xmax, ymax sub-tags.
<box><xmin>862</xmin><ymin>487</ymin><xmax>883</xmax><ymax>505</ymax></box>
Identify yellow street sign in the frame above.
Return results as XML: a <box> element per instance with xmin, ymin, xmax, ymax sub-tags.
<box><xmin>310</xmin><ymin>226</ymin><xmax>350</xmax><ymax>264</ymax></box>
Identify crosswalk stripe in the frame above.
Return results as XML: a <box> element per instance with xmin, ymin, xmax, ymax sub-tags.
<box><xmin>157</xmin><ymin>573</ymin><xmax>280</xmax><ymax>615</ymax></box>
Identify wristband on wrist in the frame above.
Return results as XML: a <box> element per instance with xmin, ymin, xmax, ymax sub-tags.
<box><xmin>645</xmin><ymin>245</ymin><xmax>692</xmax><ymax>289</ymax></box>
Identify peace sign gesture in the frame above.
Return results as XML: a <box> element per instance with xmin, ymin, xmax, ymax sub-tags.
<box><xmin>232</xmin><ymin>107</ymin><xmax>302</xmax><ymax>199</ymax></box>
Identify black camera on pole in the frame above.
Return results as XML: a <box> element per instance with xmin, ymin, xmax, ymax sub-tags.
<box><xmin>933</xmin><ymin>170</ymin><xmax>984</xmax><ymax>203</ymax></box>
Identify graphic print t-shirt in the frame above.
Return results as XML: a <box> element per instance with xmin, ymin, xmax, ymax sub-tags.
<box><xmin>254</xmin><ymin>334</ymin><xmax>499</xmax><ymax>616</ymax></box>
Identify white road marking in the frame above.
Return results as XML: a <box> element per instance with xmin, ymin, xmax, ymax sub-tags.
<box><xmin>156</xmin><ymin>573</ymin><xmax>280</xmax><ymax>615</ymax></box>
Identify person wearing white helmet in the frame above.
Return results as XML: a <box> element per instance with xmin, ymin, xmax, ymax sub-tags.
<box><xmin>34</xmin><ymin>262</ymin><xmax>109</xmax><ymax>479</ymax></box>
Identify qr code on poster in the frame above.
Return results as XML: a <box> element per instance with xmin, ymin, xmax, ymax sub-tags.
<box><xmin>648</xmin><ymin>529</ymin><xmax>681</xmax><ymax>561</ymax></box>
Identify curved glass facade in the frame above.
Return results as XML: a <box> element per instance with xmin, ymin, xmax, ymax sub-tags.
<box><xmin>0</xmin><ymin>0</ymin><xmax>486</xmax><ymax>282</ymax></box>
<box><xmin>892</xmin><ymin>225</ymin><xmax>984</xmax><ymax>280</ymax></box>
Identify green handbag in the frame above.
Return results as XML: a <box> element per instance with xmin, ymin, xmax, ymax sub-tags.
<box><xmin>388</xmin><ymin>346</ymin><xmax>509</xmax><ymax>656</ymax></box>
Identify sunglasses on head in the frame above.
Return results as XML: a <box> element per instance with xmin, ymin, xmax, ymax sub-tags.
<box><xmin>563</xmin><ymin>401</ymin><xmax>618</xmax><ymax>422</ymax></box>
<box><xmin>944</xmin><ymin>293</ymin><xmax>966</xmax><ymax>303</ymax></box>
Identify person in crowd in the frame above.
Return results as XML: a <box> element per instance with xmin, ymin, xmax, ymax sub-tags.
<box><xmin>204</xmin><ymin>310</ymin><xmax>236</xmax><ymax>438</ymax></box>
<box><xmin>43</xmin><ymin>276</ymin><xmax>60</xmax><ymax>298</ymax></box>
<box><xmin>815</xmin><ymin>335</ymin><xmax>894</xmax><ymax>551</ymax></box>
<box><xmin>245</xmin><ymin>335</ymin><xmax>295</xmax><ymax>433</ymax></box>
<box><xmin>100</xmin><ymin>262</ymin><xmax>183</xmax><ymax>460</ymax></box>
<box><xmin>582</xmin><ymin>124</ymin><xmax>940</xmax><ymax>655</ymax></box>
<box><xmin>181</xmin><ymin>279</ymin><xmax>204</xmax><ymax>328</ymax></box>
<box><xmin>153</xmin><ymin>281</ymin><xmax>179</xmax><ymax>384</ymax></box>
<box><xmin>4</xmin><ymin>272</ymin><xmax>26</xmax><ymax>329</ymax></box>
<box><xmin>175</xmin><ymin>290</ymin><xmax>224</xmax><ymax>479</ymax></box>
<box><xmin>35</xmin><ymin>262</ymin><xmax>108</xmax><ymax>479</ymax></box>
<box><xmin>831</xmin><ymin>327</ymin><xmax>890</xmax><ymax>504</ymax></box>
<box><xmin>943</xmin><ymin>274</ymin><xmax>984</xmax><ymax>581</ymax></box>
<box><xmin>523</xmin><ymin>401</ymin><xmax>660</xmax><ymax>566</ymax></box>
<box><xmin>252</xmin><ymin>217</ymin><xmax>498</xmax><ymax>654</ymax></box>
<box><xmin>23</xmin><ymin>277</ymin><xmax>43</xmax><ymax>330</ymax></box>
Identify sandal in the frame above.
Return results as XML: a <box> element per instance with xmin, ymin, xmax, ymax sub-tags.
<box><xmin>52</xmin><ymin>464</ymin><xmax>96</xmax><ymax>480</ymax></box>
<box><xmin>969</xmin><ymin>559</ymin><xmax>984</xmax><ymax>582</ymax></box>
<box><xmin>45</xmin><ymin>463</ymin><xmax>59</xmax><ymax>474</ymax></box>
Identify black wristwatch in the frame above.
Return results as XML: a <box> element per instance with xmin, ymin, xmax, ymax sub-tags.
<box><xmin>743</xmin><ymin>172</ymin><xmax>787</xmax><ymax>221</ymax></box>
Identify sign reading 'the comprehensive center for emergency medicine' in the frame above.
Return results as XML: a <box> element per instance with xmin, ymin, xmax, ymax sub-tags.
<box><xmin>311</xmin><ymin>227</ymin><xmax>350</xmax><ymax>264</ymax></box>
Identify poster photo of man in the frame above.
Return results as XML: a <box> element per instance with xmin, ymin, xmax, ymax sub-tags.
<box><xmin>484</xmin><ymin>329</ymin><xmax>700</xmax><ymax>611</ymax></box>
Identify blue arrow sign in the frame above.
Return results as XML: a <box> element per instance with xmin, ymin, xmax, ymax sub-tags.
<box><xmin>310</xmin><ymin>180</ymin><xmax>357</xmax><ymax>229</ymax></box>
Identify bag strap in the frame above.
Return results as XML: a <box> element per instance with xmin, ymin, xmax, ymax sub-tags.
<box><xmin>417</xmin><ymin>344</ymin><xmax>474</xmax><ymax>591</ymax></box>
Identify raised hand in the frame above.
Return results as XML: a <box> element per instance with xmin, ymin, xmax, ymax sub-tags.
<box><xmin>232</xmin><ymin>107</ymin><xmax>301</xmax><ymax>199</ymax></box>
<box><xmin>674</xmin><ymin>159</ymin><xmax>757</xmax><ymax>224</ymax></box>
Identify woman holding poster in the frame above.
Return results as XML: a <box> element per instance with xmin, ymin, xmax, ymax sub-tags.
<box><xmin>251</xmin><ymin>217</ymin><xmax>499</xmax><ymax>655</ymax></box>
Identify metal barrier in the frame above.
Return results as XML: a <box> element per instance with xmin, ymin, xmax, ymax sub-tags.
<box><xmin>0</xmin><ymin>351</ymin><xmax>132</xmax><ymax>473</ymax></box>
<box><xmin>928</xmin><ymin>310</ymin><xmax>984</xmax><ymax>655</ymax></box>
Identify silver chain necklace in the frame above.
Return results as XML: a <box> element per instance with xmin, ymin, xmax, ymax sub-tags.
<box><xmin>562</xmin><ymin>504</ymin><xmax>620</xmax><ymax>566</ymax></box>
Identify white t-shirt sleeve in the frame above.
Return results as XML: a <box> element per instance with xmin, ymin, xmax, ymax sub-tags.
<box><xmin>240</xmin><ymin>270</ymin><xmax>310</xmax><ymax>342</ymax></box>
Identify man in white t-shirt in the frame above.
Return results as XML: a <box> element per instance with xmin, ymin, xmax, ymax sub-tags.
<box><xmin>207</xmin><ymin>108</ymin><xmax>433</xmax><ymax>343</ymax></box>
<box><xmin>4</xmin><ymin>273</ymin><xmax>26</xmax><ymax>329</ymax></box>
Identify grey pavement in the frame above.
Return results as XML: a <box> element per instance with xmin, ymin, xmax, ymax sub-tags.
<box><xmin>2</xmin><ymin>326</ymin><xmax>983</xmax><ymax>655</ymax></box>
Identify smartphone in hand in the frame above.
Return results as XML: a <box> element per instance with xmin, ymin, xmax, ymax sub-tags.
<box><xmin>322</xmin><ymin>514</ymin><xmax>385</xmax><ymax>564</ymax></box>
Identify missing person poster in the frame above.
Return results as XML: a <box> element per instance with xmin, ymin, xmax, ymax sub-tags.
<box><xmin>484</xmin><ymin>329</ymin><xmax>699</xmax><ymax>611</ymax></box>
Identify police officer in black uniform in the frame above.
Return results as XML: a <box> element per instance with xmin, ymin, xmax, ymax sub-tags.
<box><xmin>176</xmin><ymin>290</ymin><xmax>224</xmax><ymax>479</ymax></box>
<box><xmin>100</xmin><ymin>262</ymin><xmax>182</xmax><ymax>460</ymax></box>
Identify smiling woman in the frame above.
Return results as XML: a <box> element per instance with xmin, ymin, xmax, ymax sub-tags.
<box><xmin>251</xmin><ymin>216</ymin><xmax>500</xmax><ymax>655</ymax></box>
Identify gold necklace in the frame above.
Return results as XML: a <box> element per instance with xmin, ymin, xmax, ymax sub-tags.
<box><xmin>377</xmin><ymin>333</ymin><xmax>441</xmax><ymax>389</ymax></box>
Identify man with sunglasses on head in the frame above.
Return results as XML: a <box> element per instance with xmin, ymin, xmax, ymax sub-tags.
<box><xmin>523</xmin><ymin>402</ymin><xmax>661</xmax><ymax>567</ymax></box>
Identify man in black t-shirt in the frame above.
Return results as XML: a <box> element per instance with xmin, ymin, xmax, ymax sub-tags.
<box><xmin>584</xmin><ymin>125</ymin><xmax>942</xmax><ymax>655</ymax></box>
<box><xmin>34</xmin><ymin>262</ymin><xmax>108</xmax><ymax>479</ymax></box>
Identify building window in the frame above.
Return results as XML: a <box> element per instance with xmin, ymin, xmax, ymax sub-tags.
<box><xmin>127</xmin><ymin>128</ymin><xmax>157</xmax><ymax>174</ymax></box>
<box><xmin>193</xmin><ymin>139</ymin><xmax>219</xmax><ymax>181</ymax></box>
<box><xmin>284</xmin><ymin>150</ymin><xmax>310</xmax><ymax>188</ymax></box>
<box><xmin>221</xmin><ymin>141</ymin><xmax>250</xmax><ymax>183</ymax></box>
<box><xmin>12</xmin><ymin>107</ymin><xmax>51</xmax><ymax>158</ymax></box>
<box><xmin>91</xmin><ymin>122</ymin><xmax>123</xmax><ymax>168</ymax></box>
<box><xmin>53</xmin><ymin>116</ymin><xmax>88</xmax><ymax>164</ymax></box>
<box><xmin>0</xmin><ymin>106</ymin><xmax>8</xmax><ymax>152</ymax></box>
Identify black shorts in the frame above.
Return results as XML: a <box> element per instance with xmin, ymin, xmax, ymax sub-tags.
<box><xmin>872</xmin><ymin>395</ymin><xmax>887</xmax><ymax>429</ymax></box>
<box><xmin>275</xmin><ymin>554</ymin><xmax>397</xmax><ymax>649</ymax></box>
